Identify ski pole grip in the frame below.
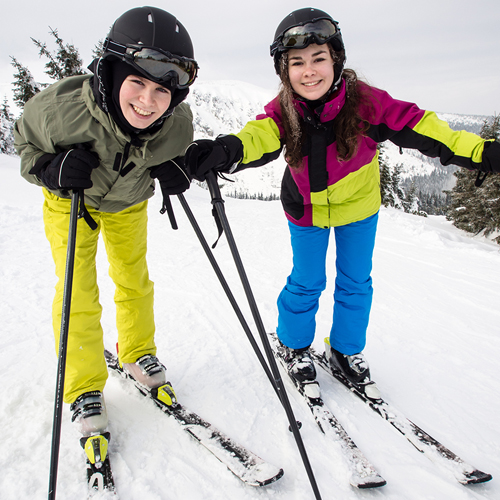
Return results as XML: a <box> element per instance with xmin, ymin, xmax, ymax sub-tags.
<box><xmin>206</xmin><ymin>170</ymin><xmax>224</xmax><ymax>204</ymax></box>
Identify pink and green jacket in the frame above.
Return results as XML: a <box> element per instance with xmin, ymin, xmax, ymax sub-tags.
<box><xmin>233</xmin><ymin>79</ymin><xmax>497</xmax><ymax>228</ymax></box>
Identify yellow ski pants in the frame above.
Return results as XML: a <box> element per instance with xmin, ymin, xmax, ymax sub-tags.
<box><xmin>43</xmin><ymin>189</ymin><xmax>156</xmax><ymax>403</ymax></box>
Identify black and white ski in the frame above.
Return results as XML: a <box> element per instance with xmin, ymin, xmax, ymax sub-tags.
<box><xmin>268</xmin><ymin>333</ymin><xmax>386</xmax><ymax>489</ymax></box>
<box><xmin>80</xmin><ymin>431</ymin><xmax>116</xmax><ymax>497</ymax></box>
<box><xmin>312</xmin><ymin>339</ymin><xmax>492</xmax><ymax>485</ymax></box>
<box><xmin>104</xmin><ymin>349</ymin><xmax>284</xmax><ymax>487</ymax></box>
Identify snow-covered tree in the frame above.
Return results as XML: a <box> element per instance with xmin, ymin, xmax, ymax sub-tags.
<box><xmin>10</xmin><ymin>57</ymin><xmax>44</xmax><ymax>109</ymax></box>
<box><xmin>379</xmin><ymin>144</ymin><xmax>394</xmax><ymax>207</ymax></box>
<box><xmin>446</xmin><ymin>115</ymin><xmax>500</xmax><ymax>243</ymax></box>
<box><xmin>379</xmin><ymin>144</ymin><xmax>426</xmax><ymax>216</ymax></box>
<box><xmin>0</xmin><ymin>97</ymin><xmax>16</xmax><ymax>156</ymax></box>
<box><xmin>10</xmin><ymin>28</ymin><xmax>86</xmax><ymax>109</ymax></box>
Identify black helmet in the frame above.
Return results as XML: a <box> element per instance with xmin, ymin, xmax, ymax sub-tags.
<box><xmin>270</xmin><ymin>8</ymin><xmax>344</xmax><ymax>75</ymax></box>
<box><xmin>89</xmin><ymin>6</ymin><xmax>198</xmax><ymax>123</ymax></box>
<box><xmin>102</xmin><ymin>6</ymin><xmax>198</xmax><ymax>89</ymax></box>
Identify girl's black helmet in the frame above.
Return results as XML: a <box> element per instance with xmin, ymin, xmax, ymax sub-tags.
<box><xmin>270</xmin><ymin>8</ymin><xmax>345</xmax><ymax>75</ymax></box>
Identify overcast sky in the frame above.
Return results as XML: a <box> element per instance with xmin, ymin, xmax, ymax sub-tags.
<box><xmin>1</xmin><ymin>0</ymin><xmax>499</xmax><ymax>117</ymax></box>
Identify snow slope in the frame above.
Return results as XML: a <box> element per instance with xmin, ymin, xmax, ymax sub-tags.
<box><xmin>1</xmin><ymin>152</ymin><xmax>499</xmax><ymax>500</ymax></box>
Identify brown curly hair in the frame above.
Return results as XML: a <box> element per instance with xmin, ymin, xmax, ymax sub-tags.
<box><xmin>278</xmin><ymin>47</ymin><xmax>372</xmax><ymax>169</ymax></box>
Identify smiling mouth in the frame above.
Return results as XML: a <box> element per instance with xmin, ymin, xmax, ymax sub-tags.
<box><xmin>303</xmin><ymin>81</ymin><xmax>322</xmax><ymax>87</ymax></box>
<box><xmin>132</xmin><ymin>105</ymin><xmax>153</xmax><ymax>117</ymax></box>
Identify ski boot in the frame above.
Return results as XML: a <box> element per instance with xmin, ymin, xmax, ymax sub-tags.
<box><xmin>71</xmin><ymin>391</ymin><xmax>108</xmax><ymax>436</ymax></box>
<box><xmin>123</xmin><ymin>354</ymin><xmax>166</xmax><ymax>389</ymax></box>
<box><xmin>329</xmin><ymin>347</ymin><xmax>370</xmax><ymax>384</ymax></box>
<box><xmin>325</xmin><ymin>340</ymin><xmax>381</xmax><ymax>400</ymax></box>
<box><xmin>280</xmin><ymin>341</ymin><xmax>317</xmax><ymax>383</ymax></box>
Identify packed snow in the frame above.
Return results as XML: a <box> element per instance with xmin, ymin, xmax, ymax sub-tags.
<box><xmin>1</xmin><ymin>141</ymin><xmax>499</xmax><ymax>500</ymax></box>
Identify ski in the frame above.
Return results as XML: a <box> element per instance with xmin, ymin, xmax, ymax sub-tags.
<box><xmin>268</xmin><ymin>333</ymin><xmax>386</xmax><ymax>489</ymax></box>
<box><xmin>311</xmin><ymin>339</ymin><xmax>492</xmax><ymax>485</ymax></box>
<box><xmin>80</xmin><ymin>432</ymin><xmax>116</xmax><ymax>497</ymax></box>
<box><xmin>104</xmin><ymin>349</ymin><xmax>284</xmax><ymax>487</ymax></box>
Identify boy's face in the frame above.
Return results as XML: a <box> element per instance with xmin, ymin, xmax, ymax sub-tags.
<box><xmin>287</xmin><ymin>43</ymin><xmax>334</xmax><ymax>101</ymax></box>
<box><xmin>119</xmin><ymin>75</ymin><xmax>172</xmax><ymax>129</ymax></box>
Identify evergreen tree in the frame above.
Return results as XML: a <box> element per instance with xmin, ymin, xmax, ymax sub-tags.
<box><xmin>379</xmin><ymin>144</ymin><xmax>393</xmax><ymax>207</ymax></box>
<box><xmin>10</xmin><ymin>28</ymin><xmax>86</xmax><ymax>109</ymax></box>
<box><xmin>31</xmin><ymin>28</ymin><xmax>85</xmax><ymax>80</ymax></box>
<box><xmin>390</xmin><ymin>164</ymin><xmax>406</xmax><ymax>210</ymax></box>
<box><xmin>446</xmin><ymin>115</ymin><xmax>500</xmax><ymax>243</ymax></box>
<box><xmin>0</xmin><ymin>97</ymin><xmax>16</xmax><ymax>155</ymax></box>
<box><xmin>10</xmin><ymin>57</ymin><xmax>44</xmax><ymax>109</ymax></box>
<box><xmin>92</xmin><ymin>39</ymin><xmax>105</xmax><ymax>59</ymax></box>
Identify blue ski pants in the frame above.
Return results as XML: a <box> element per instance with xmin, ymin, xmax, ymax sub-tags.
<box><xmin>276</xmin><ymin>213</ymin><xmax>378</xmax><ymax>354</ymax></box>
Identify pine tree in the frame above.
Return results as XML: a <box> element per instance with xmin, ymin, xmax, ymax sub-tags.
<box><xmin>391</xmin><ymin>165</ymin><xmax>406</xmax><ymax>210</ymax></box>
<box><xmin>379</xmin><ymin>144</ymin><xmax>394</xmax><ymax>207</ymax></box>
<box><xmin>31</xmin><ymin>27</ymin><xmax>85</xmax><ymax>80</ymax></box>
<box><xmin>446</xmin><ymin>115</ymin><xmax>500</xmax><ymax>243</ymax></box>
<box><xmin>10</xmin><ymin>27</ymin><xmax>86</xmax><ymax>109</ymax></box>
<box><xmin>0</xmin><ymin>97</ymin><xmax>16</xmax><ymax>155</ymax></box>
<box><xmin>10</xmin><ymin>57</ymin><xmax>44</xmax><ymax>109</ymax></box>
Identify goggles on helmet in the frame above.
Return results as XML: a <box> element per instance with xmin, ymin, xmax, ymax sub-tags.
<box><xmin>271</xmin><ymin>19</ymin><xmax>341</xmax><ymax>56</ymax></box>
<box><xmin>103</xmin><ymin>38</ymin><xmax>198</xmax><ymax>89</ymax></box>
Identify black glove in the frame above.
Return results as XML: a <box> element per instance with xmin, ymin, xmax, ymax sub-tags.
<box><xmin>29</xmin><ymin>148</ymin><xmax>99</xmax><ymax>190</ymax></box>
<box><xmin>185</xmin><ymin>135</ymin><xmax>243</xmax><ymax>181</ymax></box>
<box><xmin>149</xmin><ymin>156</ymin><xmax>191</xmax><ymax>195</ymax></box>
<box><xmin>480</xmin><ymin>140</ymin><xmax>500</xmax><ymax>173</ymax></box>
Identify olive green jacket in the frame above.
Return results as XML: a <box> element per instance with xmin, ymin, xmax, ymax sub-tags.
<box><xmin>15</xmin><ymin>74</ymin><xmax>193</xmax><ymax>213</ymax></box>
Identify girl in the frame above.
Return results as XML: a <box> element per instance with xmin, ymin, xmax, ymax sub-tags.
<box><xmin>185</xmin><ymin>8</ymin><xmax>500</xmax><ymax>387</ymax></box>
<box><xmin>15</xmin><ymin>6</ymin><xmax>197</xmax><ymax>435</ymax></box>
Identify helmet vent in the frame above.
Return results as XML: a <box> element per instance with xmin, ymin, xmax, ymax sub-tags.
<box><xmin>175</xmin><ymin>23</ymin><xmax>180</xmax><ymax>33</ymax></box>
<box><xmin>148</xmin><ymin>14</ymin><xmax>153</xmax><ymax>23</ymax></box>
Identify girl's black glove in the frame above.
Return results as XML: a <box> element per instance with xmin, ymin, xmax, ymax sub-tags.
<box><xmin>149</xmin><ymin>156</ymin><xmax>191</xmax><ymax>195</ymax></box>
<box><xmin>185</xmin><ymin>135</ymin><xmax>243</xmax><ymax>181</ymax></box>
<box><xmin>29</xmin><ymin>148</ymin><xmax>99</xmax><ymax>191</ymax></box>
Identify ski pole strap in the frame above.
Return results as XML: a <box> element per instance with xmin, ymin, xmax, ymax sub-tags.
<box><xmin>160</xmin><ymin>194</ymin><xmax>178</xmax><ymax>230</ymax></box>
<box><xmin>205</xmin><ymin>170</ymin><xmax>225</xmax><ymax>248</ymax></box>
<box><xmin>77</xmin><ymin>190</ymin><xmax>98</xmax><ymax>230</ymax></box>
<box><xmin>210</xmin><ymin>203</ymin><xmax>224</xmax><ymax>248</ymax></box>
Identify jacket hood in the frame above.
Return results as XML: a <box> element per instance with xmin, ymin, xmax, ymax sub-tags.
<box><xmin>87</xmin><ymin>58</ymin><xmax>189</xmax><ymax>130</ymax></box>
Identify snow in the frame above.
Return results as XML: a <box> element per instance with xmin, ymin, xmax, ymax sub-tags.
<box><xmin>1</xmin><ymin>151</ymin><xmax>499</xmax><ymax>500</ymax></box>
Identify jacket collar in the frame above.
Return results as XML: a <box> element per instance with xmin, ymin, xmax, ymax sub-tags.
<box><xmin>294</xmin><ymin>78</ymin><xmax>346</xmax><ymax>126</ymax></box>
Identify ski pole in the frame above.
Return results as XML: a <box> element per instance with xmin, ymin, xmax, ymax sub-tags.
<box><xmin>200</xmin><ymin>171</ymin><xmax>323</xmax><ymax>500</ymax></box>
<box><xmin>48</xmin><ymin>190</ymin><xmax>80</xmax><ymax>500</ymax></box>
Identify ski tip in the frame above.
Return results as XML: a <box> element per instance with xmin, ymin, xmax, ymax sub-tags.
<box><xmin>238</xmin><ymin>464</ymin><xmax>284</xmax><ymax>487</ymax></box>
<box><xmin>251</xmin><ymin>467</ymin><xmax>285</xmax><ymax>487</ymax></box>
<box><xmin>351</xmin><ymin>473</ymin><xmax>387</xmax><ymax>489</ymax></box>
<box><xmin>461</xmin><ymin>470</ymin><xmax>492</xmax><ymax>485</ymax></box>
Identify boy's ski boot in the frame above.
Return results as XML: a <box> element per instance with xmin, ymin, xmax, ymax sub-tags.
<box><xmin>123</xmin><ymin>354</ymin><xmax>166</xmax><ymax>389</ymax></box>
<box><xmin>71</xmin><ymin>391</ymin><xmax>108</xmax><ymax>436</ymax></box>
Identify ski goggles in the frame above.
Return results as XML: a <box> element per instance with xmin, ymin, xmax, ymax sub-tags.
<box><xmin>103</xmin><ymin>38</ymin><xmax>198</xmax><ymax>89</ymax></box>
<box><xmin>271</xmin><ymin>19</ymin><xmax>342</xmax><ymax>56</ymax></box>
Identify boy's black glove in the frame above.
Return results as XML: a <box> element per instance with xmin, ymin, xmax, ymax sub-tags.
<box><xmin>29</xmin><ymin>148</ymin><xmax>99</xmax><ymax>191</ymax></box>
<box><xmin>185</xmin><ymin>135</ymin><xmax>243</xmax><ymax>181</ymax></box>
<box><xmin>149</xmin><ymin>156</ymin><xmax>191</xmax><ymax>195</ymax></box>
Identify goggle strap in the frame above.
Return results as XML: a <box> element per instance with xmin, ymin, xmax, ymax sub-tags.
<box><xmin>103</xmin><ymin>38</ymin><xmax>127</xmax><ymax>57</ymax></box>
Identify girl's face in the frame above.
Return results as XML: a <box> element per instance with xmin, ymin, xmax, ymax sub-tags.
<box><xmin>119</xmin><ymin>75</ymin><xmax>172</xmax><ymax>129</ymax></box>
<box><xmin>287</xmin><ymin>43</ymin><xmax>335</xmax><ymax>101</ymax></box>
